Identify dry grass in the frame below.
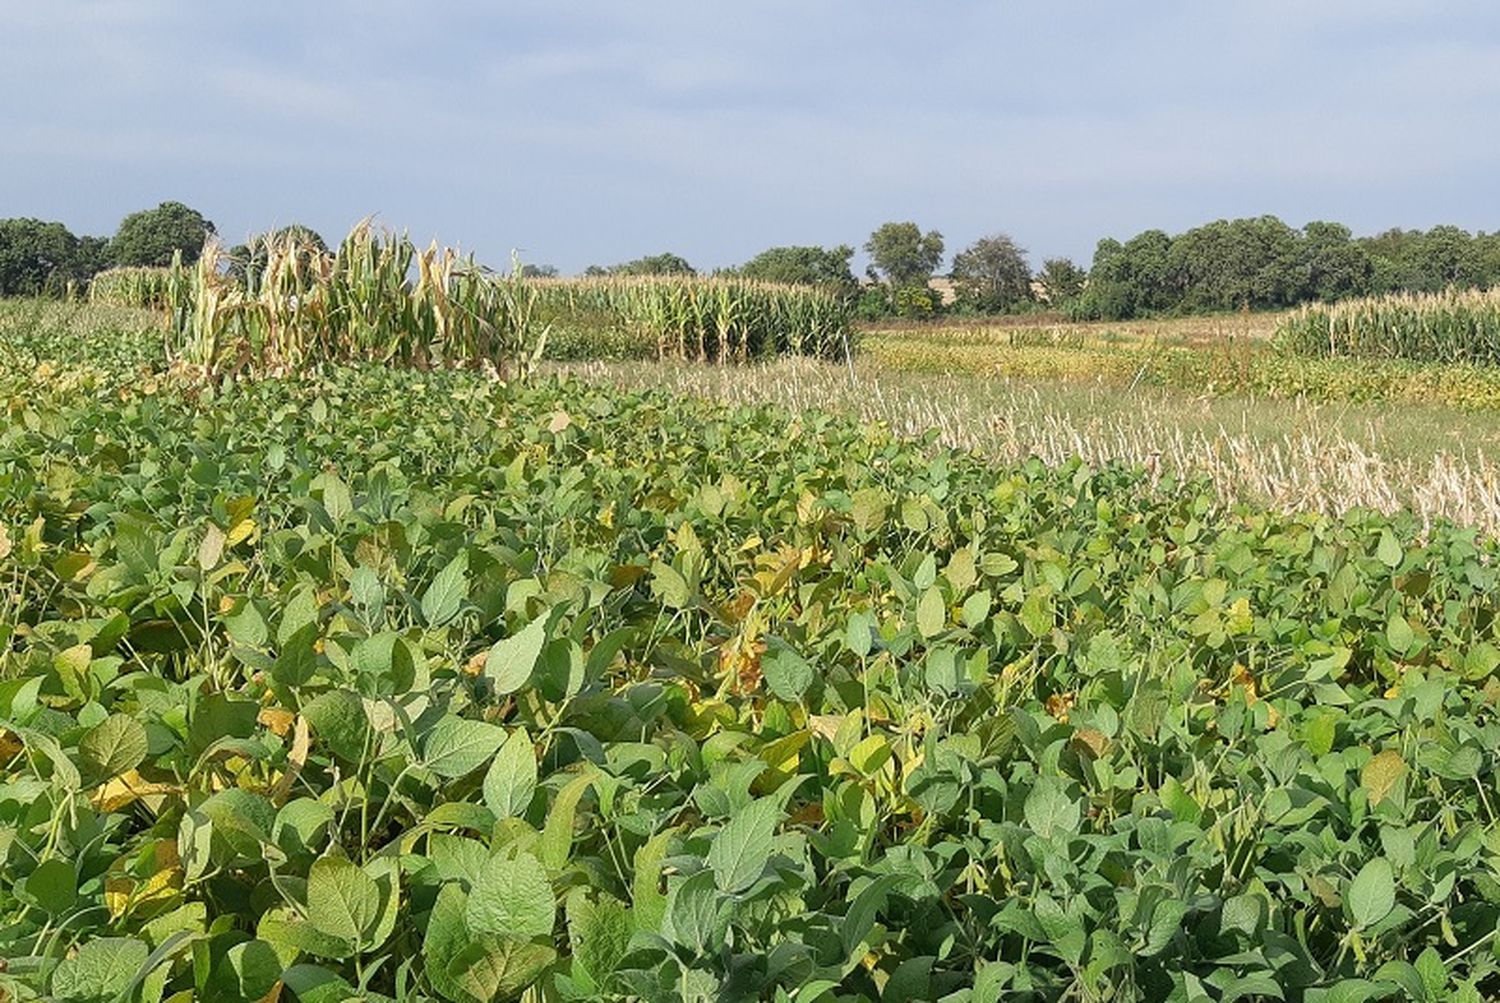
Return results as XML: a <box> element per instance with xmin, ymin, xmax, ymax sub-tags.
<box><xmin>565</xmin><ymin>357</ymin><xmax>1500</xmax><ymax>537</ymax></box>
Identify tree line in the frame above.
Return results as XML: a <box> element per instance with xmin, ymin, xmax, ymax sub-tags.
<box><xmin>0</xmin><ymin>202</ymin><xmax>216</xmax><ymax>296</ymax></box>
<box><xmin>5</xmin><ymin>204</ymin><xmax>1499</xmax><ymax>320</ymax></box>
<box><xmin>581</xmin><ymin>217</ymin><xmax>1500</xmax><ymax>320</ymax></box>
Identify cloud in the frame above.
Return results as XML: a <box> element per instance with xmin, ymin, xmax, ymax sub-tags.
<box><xmin>3</xmin><ymin>1</ymin><xmax>1499</xmax><ymax>270</ymax></box>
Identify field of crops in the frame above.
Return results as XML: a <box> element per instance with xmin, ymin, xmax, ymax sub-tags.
<box><xmin>5</xmin><ymin>305</ymin><xmax>1500</xmax><ymax>1002</ymax></box>
<box><xmin>866</xmin><ymin>314</ymin><xmax>1500</xmax><ymax>412</ymax></box>
<box><xmin>101</xmin><ymin>226</ymin><xmax>854</xmax><ymax>377</ymax></box>
<box><xmin>1280</xmin><ymin>288</ymin><xmax>1500</xmax><ymax>365</ymax></box>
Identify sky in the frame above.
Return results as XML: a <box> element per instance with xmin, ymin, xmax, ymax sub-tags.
<box><xmin>4</xmin><ymin>1</ymin><xmax>1500</xmax><ymax>275</ymax></box>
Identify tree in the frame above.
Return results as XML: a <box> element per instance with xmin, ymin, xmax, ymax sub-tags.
<box><xmin>1036</xmin><ymin>257</ymin><xmax>1086</xmax><ymax>305</ymax></box>
<box><xmin>864</xmin><ymin>222</ymin><xmax>944</xmax><ymax>288</ymax></box>
<box><xmin>0</xmin><ymin>218</ymin><xmax>90</xmax><ymax>295</ymax></box>
<box><xmin>1167</xmin><ymin>216</ymin><xmax>1303</xmax><ymax>311</ymax></box>
<box><xmin>1301</xmin><ymin>221</ymin><xmax>1371</xmax><ymax>302</ymax></box>
<box><xmin>950</xmin><ymin>233</ymin><xmax>1033</xmax><ymax>312</ymax></box>
<box><xmin>520</xmin><ymin>263</ymin><xmax>559</xmax><ymax>278</ymax></box>
<box><xmin>609</xmin><ymin>252</ymin><xmax>695</xmax><ymax>276</ymax></box>
<box><xmin>111</xmin><ymin>201</ymin><xmax>216</xmax><ymax>267</ymax></box>
<box><xmin>1076</xmin><ymin>230</ymin><xmax>1176</xmax><ymax>319</ymax></box>
<box><xmin>739</xmin><ymin>244</ymin><xmax>856</xmax><ymax>293</ymax></box>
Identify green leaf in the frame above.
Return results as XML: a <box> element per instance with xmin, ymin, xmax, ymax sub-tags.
<box><xmin>485</xmin><ymin>615</ymin><xmax>547</xmax><ymax>696</ymax></box>
<box><xmin>916</xmin><ymin>586</ymin><xmax>945</xmax><ymax>638</ymax></box>
<box><xmin>423</xmin><ymin>551</ymin><xmax>470</xmax><ymax>627</ymax></box>
<box><xmin>19</xmin><ymin>858</ymin><xmax>76</xmax><ymax>915</ymax></box>
<box><xmin>466</xmin><ymin>851</ymin><xmax>556</xmax><ymax>939</ymax></box>
<box><xmin>762</xmin><ymin>641</ymin><xmax>813</xmax><ymax>701</ymax></box>
<box><xmin>273</xmin><ymin>621</ymin><xmax>319</xmax><ymax>687</ymax></box>
<box><xmin>448</xmin><ymin>937</ymin><xmax>556</xmax><ymax>1003</ymax></box>
<box><xmin>1376</xmin><ymin>529</ymin><xmax>1403</xmax><ymax>569</ymax></box>
<box><xmin>566</xmin><ymin>891</ymin><xmax>633</xmax><ymax>988</ymax></box>
<box><xmin>1385</xmin><ymin>613</ymin><xmax>1415</xmax><ymax>655</ymax></box>
<box><xmin>301</xmin><ymin>689</ymin><xmax>370</xmax><ymax>764</ymax></box>
<box><xmin>1023</xmin><ymin>778</ymin><xmax>1080</xmax><ymax>840</ymax></box>
<box><xmin>706</xmin><ymin>796</ymin><xmax>779</xmax><ymax>893</ymax></box>
<box><xmin>1348</xmin><ymin>857</ymin><xmax>1395</xmax><ymax>928</ymax></box>
<box><xmin>483</xmin><ymin>728</ymin><xmax>537</xmax><ymax>819</ymax></box>
<box><xmin>305</xmin><ymin>856</ymin><xmax>381</xmax><ymax>953</ymax></box>
<box><xmin>664</xmin><ymin>870</ymin><xmax>724</xmax><ymax>952</ymax></box>
<box><xmin>538</xmin><ymin>770</ymin><xmax>596</xmax><ymax>872</ymax></box>
<box><xmin>423</xmin><ymin>716</ymin><xmax>507</xmax><ymax>779</ymax></box>
<box><xmin>424</xmin><ymin>883</ymin><xmax>476</xmax><ymax>1003</ymax></box>
<box><xmin>226</xmin><ymin>939</ymin><xmax>284</xmax><ymax>1000</ymax></box>
<box><xmin>961</xmin><ymin>589</ymin><xmax>992</xmax><ymax>629</ymax></box>
<box><xmin>650</xmin><ymin>561</ymin><xmax>691</xmax><ymax>609</ymax></box>
<box><xmin>1414</xmin><ymin>946</ymin><xmax>1447</xmax><ymax>998</ymax></box>
<box><xmin>78</xmin><ymin>712</ymin><xmax>148</xmax><ymax>782</ymax></box>
<box><xmin>51</xmin><ymin>936</ymin><xmax>148</xmax><ymax>1002</ymax></box>
<box><xmin>1019</xmin><ymin>591</ymin><xmax>1053</xmax><ymax>639</ymax></box>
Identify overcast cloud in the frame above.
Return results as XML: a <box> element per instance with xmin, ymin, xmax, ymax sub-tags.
<box><xmin>4</xmin><ymin>1</ymin><xmax>1498</xmax><ymax>273</ymax></box>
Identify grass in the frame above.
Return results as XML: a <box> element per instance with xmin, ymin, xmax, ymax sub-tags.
<box><xmin>860</xmin><ymin>312</ymin><xmax>1500</xmax><ymax>411</ymax></box>
<box><xmin>566</xmin><ymin>356</ymin><xmax>1500</xmax><ymax>537</ymax></box>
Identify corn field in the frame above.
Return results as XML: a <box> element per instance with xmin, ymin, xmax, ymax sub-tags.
<box><xmin>1278</xmin><ymin>286</ymin><xmax>1500</xmax><ymax>363</ymax></box>
<box><xmin>531</xmin><ymin>275</ymin><xmax>854</xmax><ymax>362</ymax></box>
<box><xmin>89</xmin><ymin>266</ymin><xmax>177</xmax><ymax>310</ymax></box>
<box><xmin>163</xmin><ymin>223</ymin><xmax>547</xmax><ymax>378</ymax></box>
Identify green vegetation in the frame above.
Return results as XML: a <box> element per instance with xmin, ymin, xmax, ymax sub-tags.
<box><xmin>5</xmin><ymin>306</ymin><xmax>1500</xmax><ymax>1001</ymax></box>
<box><xmin>1279</xmin><ymin>287</ymin><xmax>1500</xmax><ymax>365</ymax></box>
<box><xmin>1074</xmin><ymin>218</ymin><xmax>1500</xmax><ymax>322</ymax></box>
<box><xmin>0</xmin><ymin>218</ymin><xmax>109</xmax><ymax>297</ymax></box>
<box><xmin>111</xmin><ymin>201</ymin><xmax>217</xmax><ymax>269</ymax></box>
<box><xmin>159</xmin><ymin>224</ymin><xmax>546</xmax><ymax>378</ymax></box>
<box><xmin>863</xmin><ymin>316</ymin><xmax>1500</xmax><ymax>413</ymax></box>
<box><xmin>737</xmin><ymin>244</ymin><xmax>859</xmax><ymax>296</ymax></box>
<box><xmin>89</xmin><ymin>267</ymin><xmax>179</xmax><ymax>310</ymax></box>
<box><xmin>533</xmin><ymin>275</ymin><xmax>855</xmax><ymax>362</ymax></box>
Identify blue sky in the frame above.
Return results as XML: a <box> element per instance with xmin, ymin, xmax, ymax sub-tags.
<box><xmin>4</xmin><ymin>2</ymin><xmax>1499</xmax><ymax>274</ymax></box>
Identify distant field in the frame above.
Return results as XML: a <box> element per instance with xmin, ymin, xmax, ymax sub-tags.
<box><xmin>860</xmin><ymin>311</ymin><xmax>1500</xmax><ymax>412</ymax></box>
<box><xmin>568</xmin><ymin>354</ymin><xmax>1500</xmax><ymax>537</ymax></box>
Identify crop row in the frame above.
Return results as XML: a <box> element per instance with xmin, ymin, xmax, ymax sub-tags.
<box><xmin>2</xmin><ymin>314</ymin><xmax>1500</xmax><ymax>1000</ymax></box>
<box><xmin>1278</xmin><ymin>287</ymin><xmax>1500</xmax><ymax>365</ymax></box>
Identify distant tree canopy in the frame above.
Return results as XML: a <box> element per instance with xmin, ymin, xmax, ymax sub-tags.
<box><xmin>592</xmin><ymin>252</ymin><xmax>695</xmax><ymax>277</ymax></box>
<box><xmin>0</xmin><ymin>218</ymin><xmax>105</xmax><ymax>295</ymax></box>
<box><xmin>738</xmin><ymin>244</ymin><xmax>857</xmax><ymax>293</ymax></box>
<box><xmin>865</xmin><ymin>222</ymin><xmax>944</xmax><ymax>288</ymax></box>
<box><xmin>1074</xmin><ymin>217</ymin><xmax>1500</xmax><ymax>320</ymax></box>
<box><xmin>111</xmin><ymin>201</ymin><xmax>216</xmax><ymax>267</ymax></box>
<box><xmin>1037</xmin><ymin>257</ymin><xmax>1087</xmax><ymax>305</ymax></box>
<box><xmin>951</xmin><ymin>233</ymin><xmax>1033</xmax><ymax>312</ymax></box>
<box><xmin>520</xmin><ymin>263</ymin><xmax>559</xmax><ymax>278</ymax></box>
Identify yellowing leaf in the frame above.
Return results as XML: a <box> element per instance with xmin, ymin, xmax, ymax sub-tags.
<box><xmin>1362</xmin><ymin>749</ymin><xmax>1406</xmax><ymax>807</ymax></box>
<box><xmin>258</xmin><ymin>707</ymin><xmax>295</xmax><ymax>736</ymax></box>
<box><xmin>91</xmin><ymin>770</ymin><xmax>178</xmax><ymax>813</ymax></box>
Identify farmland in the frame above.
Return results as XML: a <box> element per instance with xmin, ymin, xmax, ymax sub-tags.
<box><xmin>5</xmin><ymin>288</ymin><xmax>1500</xmax><ymax>1003</ymax></box>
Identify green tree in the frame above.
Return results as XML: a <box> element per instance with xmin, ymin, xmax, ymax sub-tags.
<box><xmin>864</xmin><ymin>222</ymin><xmax>944</xmax><ymax>288</ymax></box>
<box><xmin>1076</xmin><ymin>230</ymin><xmax>1175</xmax><ymax>319</ymax></box>
<box><xmin>520</xmin><ymin>263</ymin><xmax>559</xmax><ymax>278</ymax></box>
<box><xmin>950</xmin><ymin>233</ymin><xmax>1033</xmax><ymax>312</ymax></box>
<box><xmin>0</xmin><ymin>218</ymin><xmax>84</xmax><ymax>295</ymax></box>
<box><xmin>739</xmin><ymin>244</ymin><xmax>856</xmax><ymax>293</ymax></box>
<box><xmin>1036</xmin><ymin>257</ymin><xmax>1086</xmax><ymax>305</ymax></box>
<box><xmin>1167</xmin><ymin>216</ymin><xmax>1303</xmax><ymax>311</ymax></box>
<box><xmin>1301</xmin><ymin>221</ymin><xmax>1371</xmax><ymax>302</ymax></box>
<box><xmin>111</xmin><ymin>201</ymin><xmax>216</xmax><ymax>267</ymax></box>
<box><xmin>609</xmin><ymin>252</ymin><xmax>695</xmax><ymax>276</ymax></box>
